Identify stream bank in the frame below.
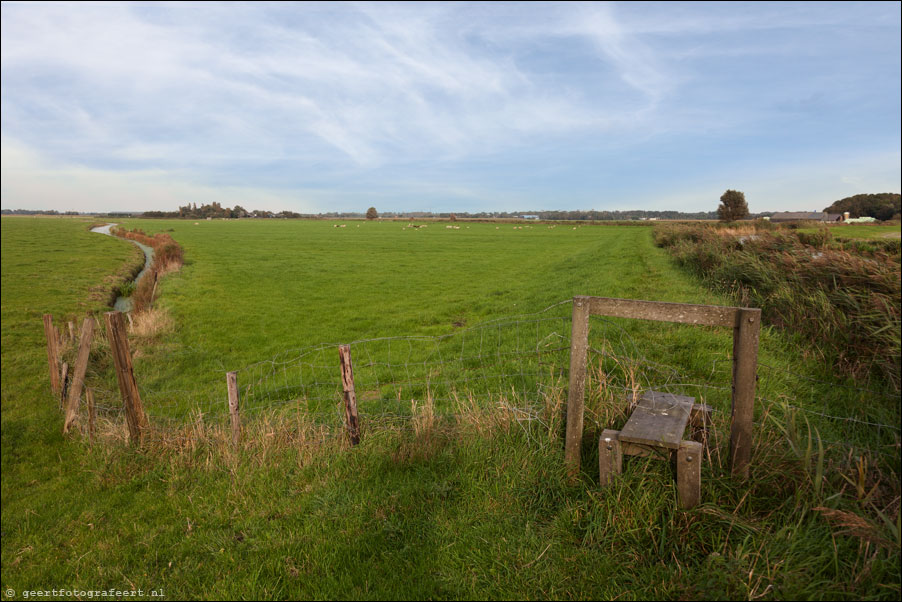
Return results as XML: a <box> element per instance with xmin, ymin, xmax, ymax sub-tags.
<box><xmin>91</xmin><ymin>223</ymin><xmax>155</xmax><ymax>312</ymax></box>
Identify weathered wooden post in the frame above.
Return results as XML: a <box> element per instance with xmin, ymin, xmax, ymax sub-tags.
<box><xmin>104</xmin><ymin>311</ymin><xmax>147</xmax><ymax>444</ymax></box>
<box><xmin>677</xmin><ymin>440</ymin><xmax>703</xmax><ymax>509</ymax></box>
<box><xmin>565</xmin><ymin>297</ymin><xmax>590</xmax><ymax>478</ymax></box>
<box><xmin>598</xmin><ymin>429</ymin><xmax>623</xmax><ymax>487</ymax></box>
<box><xmin>43</xmin><ymin>314</ymin><xmax>62</xmax><ymax>396</ymax></box>
<box><xmin>730</xmin><ymin>308</ymin><xmax>760</xmax><ymax>478</ymax></box>
<box><xmin>565</xmin><ymin>296</ymin><xmax>761</xmax><ymax>482</ymax></box>
<box><xmin>226</xmin><ymin>371</ymin><xmax>241</xmax><ymax>447</ymax></box>
<box><xmin>59</xmin><ymin>362</ymin><xmax>69</xmax><ymax>411</ymax></box>
<box><xmin>63</xmin><ymin>316</ymin><xmax>96</xmax><ymax>434</ymax></box>
<box><xmin>86</xmin><ymin>388</ymin><xmax>96</xmax><ymax>445</ymax></box>
<box><xmin>338</xmin><ymin>345</ymin><xmax>360</xmax><ymax>445</ymax></box>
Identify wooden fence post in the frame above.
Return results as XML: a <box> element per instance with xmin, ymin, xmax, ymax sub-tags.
<box><xmin>227</xmin><ymin>371</ymin><xmax>241</xmax><ymax>447</ymax></box>
<box><xmin>565</xmin><ymin>297</ymin><xmax>590</xmax><ymax>478</ymax></box>
<box><xmin>86</xmin><ymin>388</ymin><xmax>96</xmax><ymax>445</ymax></box>
<box><xmin>730</xmin><ymin>308</ymin><xmax>761</xmax><ymax>478</ymax></box>
<box><xmin>59</xmin><ymin>362</ymin><xmax>69</xmax><ymax>411</ymax></box>
<box><xmin>338</xmin><ymin>345</ymin><xmax>360</xmax><ymax>445</ymax></box>
<box><xmin>43</xmin><ymin>314</ymin><xmax>62</xmax><ymax>395</ymax></box>
<box><xmin>104</xmin><ymin>311</ymin><xmax>147</xmax><ymax>444</ymax></box>
<box><xmin>63</xmin><ymin>316</ymin><xmax>95</xmax><ymax>434</ymax></box>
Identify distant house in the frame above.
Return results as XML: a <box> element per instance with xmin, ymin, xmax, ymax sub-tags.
<box><xmin>520</xmin><ymin>215</ymin><xmax>539</xmax><ymax>220</ymax></box>
<box><xmin>769</xmin><ymin>211</ymin><xmax>844</xmax><ymax>223</ymax></box>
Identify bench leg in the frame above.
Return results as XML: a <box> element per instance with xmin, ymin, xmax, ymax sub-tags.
<box><xmin>677</xmin><ymin>440</ymin><xmax>702</xmax><ymax>509</ymax></box>
<box><xmin>599</xmin><ymin>429</ymin><xmax>622</xmax><ymax>487</ymax></box>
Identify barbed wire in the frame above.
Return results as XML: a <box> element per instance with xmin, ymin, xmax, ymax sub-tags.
<box><xmin>77</xmin><ymin>300</ymin><xmax>900</xmax><ymax>460</ymax></box>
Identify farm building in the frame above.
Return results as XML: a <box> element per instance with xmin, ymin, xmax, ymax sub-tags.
<box><xmin>768</xmin><ymin>211</ymin><xmax>845</xmax><ymax>223</ymax></box>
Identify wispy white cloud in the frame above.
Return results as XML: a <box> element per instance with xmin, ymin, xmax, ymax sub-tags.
<box><xmin>1</xmin><ymin>2</ymin><xmax>663</xmax><ymax>169</ymax></box>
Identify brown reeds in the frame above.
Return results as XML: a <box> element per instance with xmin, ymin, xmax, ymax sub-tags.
<box><xmin>654</xmin><ymin>224</ymin><xmax>901</xmax><ymax>390</ymax></box>
<box><xmin>110</xmin><ymin>227</ymin><xmax>184</xmax><ymax>314</ymax></box>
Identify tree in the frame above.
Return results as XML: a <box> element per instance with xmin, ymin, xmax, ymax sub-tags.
<box><xmin>823</xmin><ymin>193</ymin><xmax>900</xmax><ymax>221</ymax></box>
<box><xmin>366</xmin><ymin>207</ymin><xmax>378</xmax><ymax>220</ymax></box>
<box><xmin>717</xmin><ymin>189</ymin><xmax>749</xmax><ymax>222</ymax></box>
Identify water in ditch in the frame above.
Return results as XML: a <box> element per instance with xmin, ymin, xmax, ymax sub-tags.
<box><xmin>91</xmin><ymin>223</ymin><xmax>155</xmax><ymax>312</ymax></box>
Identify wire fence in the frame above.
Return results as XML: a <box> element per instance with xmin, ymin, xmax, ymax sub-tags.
<box><xmin>77</xmin><ymin>301</ymin><xmax>901</xmax><ymax>462</ymax></box>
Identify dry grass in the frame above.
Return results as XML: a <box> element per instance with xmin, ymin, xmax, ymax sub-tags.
<box><xmin>715</xmin><ymin>224</ymin><xmax>760</xmax><ymax>238</ymax></box>
<box><xmin>77</xmin><ymin>406</ymin><xmax>338</xmax><ymax>470</ymax></box>
<box><xmin>813</xmin><ymin>507</ymin><xmax>895</xmax><ymax>548</ymax></box>
<box><xmin>128</xmin><ymin>307</ymin><xmax>174</xmax><ymax>338</ymax></box>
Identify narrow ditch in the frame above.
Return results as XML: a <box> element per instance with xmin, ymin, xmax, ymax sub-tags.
<box><xmin>91</xmin><ymin>223</ymin><xmax>155</xmax><ymax>312</ymax></box>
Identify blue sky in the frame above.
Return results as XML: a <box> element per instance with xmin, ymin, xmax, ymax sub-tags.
<box><xmin>2</xmin><ymin>1</ymin><xmax>900</xmax><ymax>214</ymax></box>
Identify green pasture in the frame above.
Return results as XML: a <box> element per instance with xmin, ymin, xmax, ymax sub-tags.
<box><xmin>2</xmin><ymin>216</ymin><xmax>899</xmax><ymax>600</ymax></box>
<box><xmin>797</xmin><ymin>223</ymin><xmax>901</xmax><ymax>239</ymax></box>
<box><xmin>107</xmin><ymin>218</ymin><xmax>739</xmax><ymax>413</ymax></box>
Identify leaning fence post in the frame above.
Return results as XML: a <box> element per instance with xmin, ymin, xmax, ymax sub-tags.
<box><xmin>43</xmin><ymin>314</ymin><xmax>62</xmax><ymax>396</ymax></box>
<box><xmin>63</xmin><ymin>316</ymin><xmax>96</xmax><ymax>434</ymax></box>
<box><xmin>565</xmin><ymin>297</ymin><xmax>590</xmax><ymax>479</ymax></box>
<box><xmin>338</xmin><ymin>345</ymin><xmax>360</xmax><ymax>445</ymax></box>
<box><xmin>227</xmin><ymin>371</ymin><xmax>241</xmax><ymax>447</ymax></box>
<box><xmin>730</xmin><ymin>308</ymin><xmax>761</xmax><ymax>478</ymax></box>
<box><xmin>105</xmin><ymin>311</ymin><xmax>147</xmax><ymax>444</ymax></box>
<box><xmin>59</xmin><ymin>362</ymin><xmax>69</xmax><ymax>411</ymax></box>
<box><xmin>86</xmin><ymin>388</ymin><xmax>96</xmax><ymax>445</ymax></box>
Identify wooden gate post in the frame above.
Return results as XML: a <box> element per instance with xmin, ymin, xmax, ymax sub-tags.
<box><xmin>565</xmin><ymin>297</ymin><xmax>590</xmax><ymax>478</ymax></box>
<box><xmin>226</xmin><ymin>371</ymin><xmax>241</xmax><ymax>447</ymax></box>
<box><xmin>43</xmin><ymin>314</ymin><xmax>62</xmax><ymax>395</ymax></box>
<box><xmin>63</xmin><ymin>316</ymin><xmax>96</xmax><ymax>434</ymax></box>
<box><xmin>104</xmin><ymin>311</ymin><xmax>147</xmax><ymax>444</ymax></box>
<box><xmin>338</xmin><ymin>345</ymin><xmax>360</xmax><ymax>445</ymax></box>
<box><xmin>730</xmin><ymin>308</ymin><xmax>761</xmax><ymax>478</ymax></box>
<box><xmin>564</xmin><ymin>296</ymin><xmax>761</xmax><ymax>481</ymax></box>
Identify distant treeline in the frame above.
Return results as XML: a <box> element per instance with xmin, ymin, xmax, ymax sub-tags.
<box><xmin>141</xmin><ymin>202</ymin><xmax>312</xmax><ymax>219</ymax></box>
<box><xmin>823</xmin><ymin>193</ymin><xmax>901</xmax><ymax>221</ymax></box>
<box><xmin>1</xmin><ymin>209</ymin><xmax>83</xmax><ymax>216</ymax></box>
<box><xmin>137</xmin><ymin>203</ymin><xmax>738</xmax><ymax>221</ymax></box>
<box><xmin>13</xmin><ymin>197</ymin><xmax>900</xmax><ymax>221</ymax></box>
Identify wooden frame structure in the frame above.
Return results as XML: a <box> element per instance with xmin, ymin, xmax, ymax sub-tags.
<box><xmin>565</xmin><ymin>296</ymin><xmax>760</xmax><ymax>479</ymax></box>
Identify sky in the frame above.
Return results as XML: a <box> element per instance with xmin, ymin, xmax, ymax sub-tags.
<box><xmin>1</xmin><ymin>1</ymin><xmax>900</xmax><ymax>214</ymax></box>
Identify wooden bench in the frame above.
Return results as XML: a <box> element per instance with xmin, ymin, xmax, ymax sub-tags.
<box><xmin>599</xmin><ymin>391</ymin><xmax>711</xmax><ymax>509</ymax></box>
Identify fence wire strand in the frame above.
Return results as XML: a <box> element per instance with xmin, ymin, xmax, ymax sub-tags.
<box><xmin>76</xmin><ymin>300</ymin><xmax>900</xmax><ymax>461</ymax></box>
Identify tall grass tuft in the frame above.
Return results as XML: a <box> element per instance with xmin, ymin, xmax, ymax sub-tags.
<box><xmin>654</xmin><ymin>223</ymin><xmax>901</xmax><ymax>390</ymax></box>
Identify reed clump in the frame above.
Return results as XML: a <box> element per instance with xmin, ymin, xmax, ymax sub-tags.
<box><xmin>654</xmin><ymin>223</ymin><xmax>901</xmax><ymax>390</ymax></box>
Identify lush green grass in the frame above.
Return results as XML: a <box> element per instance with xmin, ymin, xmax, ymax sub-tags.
<box><xmin>797</xmin><ymin>223</ymin><xmax>901</xmax><ymax>240</ymax></box>
<box><xmin>2</xmin><ymin>216</ymin><xmax>899</xmax><ymax>600</ymax></box>
<box><xmin>108</xmin><ymin>219</ymin><xmax>741</xmax><ymax>405</ymax></box>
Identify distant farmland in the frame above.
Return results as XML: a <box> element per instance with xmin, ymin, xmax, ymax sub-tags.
<box><xmin>2</xmin><ymin>216</ymin><xmax>899</xmax><ymax>600</ymax></box>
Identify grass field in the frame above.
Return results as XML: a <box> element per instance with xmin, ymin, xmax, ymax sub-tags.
<box><xmin>797</xmin><ymin>223</ymin><xmax>901</xmax><ymax>239</ymax></box>
<box><xmin>2</xmin><ymin>216</ymin><xmax>899</xmax><ymax>600</ymax></box>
